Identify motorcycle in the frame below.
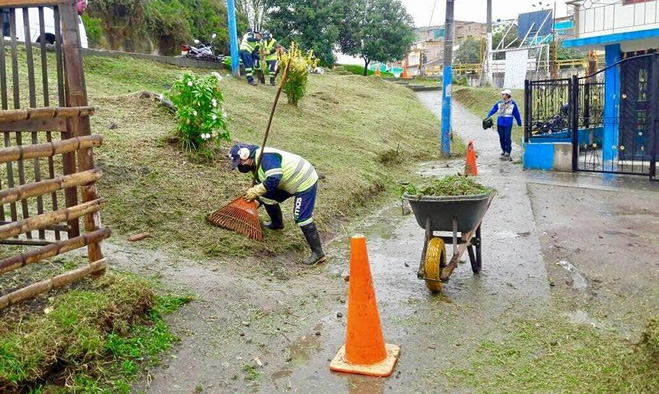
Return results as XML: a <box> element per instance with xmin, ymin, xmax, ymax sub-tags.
<box><xmin>180</xmin><ymin>33</ymin><xmax>224</xmax><ymax>63</ymax></box>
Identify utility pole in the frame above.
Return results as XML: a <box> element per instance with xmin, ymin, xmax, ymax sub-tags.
<box><xmin>441</xmin><ymin>0</ymin><xmax>455</xmax><ymax>157</ymax></box>
<box><xmin>227</xmin><ymin>0</ymin><xmax>240</xmax><ymax>77</ymax></box>
<box><xmin>549</xmin><ymin>1</ymin><xmax>558</xmax><ymax>79</ymax></box>
<box><xmin>481</xmin><ymin>0</ymin><xmax>492</xmax><ymax>86</ymax></box>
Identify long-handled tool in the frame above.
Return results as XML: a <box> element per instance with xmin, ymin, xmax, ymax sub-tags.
<box><xmin>206</xmin><ymin>60</ymin><xmax>291</xmax><ymax>240</ymax></box>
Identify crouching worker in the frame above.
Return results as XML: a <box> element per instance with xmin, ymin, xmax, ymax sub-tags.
<box><xmin>230</xmin><ymin>143</ymin><xmax>326</xmax><ymax>265</ymax></box>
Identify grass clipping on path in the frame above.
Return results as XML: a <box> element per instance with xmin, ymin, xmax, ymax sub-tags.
<box><xmin>401</xmin><ymin>175</ymin><xmax>490</xmax><ymax>198</ymax></box>
<box><xmin>441</xmin><ymin>315</ymin><xmax>659</xmax><ymax>393</ymax></box>
<box><xmin>0</xmin><ymin>273</ymin><xmax>191</xmax><ymax>393</ymax></box>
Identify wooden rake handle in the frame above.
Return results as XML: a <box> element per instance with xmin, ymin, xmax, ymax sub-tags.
<box><xmin>252</xmin><ymin>59</ymin><xmax>292</xmax><ymax>186</ymax></box>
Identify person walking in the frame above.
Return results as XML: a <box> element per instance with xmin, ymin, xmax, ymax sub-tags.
<box><xmin>485</xmin><ymin>89</ymin><xmax>522</xmax><ymax>161</ymax></box>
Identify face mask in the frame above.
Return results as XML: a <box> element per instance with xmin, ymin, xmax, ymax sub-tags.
<box><xmin>237</xmin><ymin>164</ymin><xmax>253</xmax><ymax>173</ymax></box>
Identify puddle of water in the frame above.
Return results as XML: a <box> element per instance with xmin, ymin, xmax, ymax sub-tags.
<box><xmin>285</xmin><ymin>323</ymin><xmax>323</xmax><ymax>368</ymax></box>
<box><xmin>346</xmin><ymin>374</ymin><xmax>386</xmax><ymax>394</ymax></box>
<box><xmin>557</xmin><ymin>260</ymin><xmax>588</xmax><ymax>291</ymax></box>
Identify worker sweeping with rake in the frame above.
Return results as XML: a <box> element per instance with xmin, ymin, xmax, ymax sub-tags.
<box><xmin>229</xmin><ymin>143</ymin><xmax>326</xmax><ymax>266</ymax></box>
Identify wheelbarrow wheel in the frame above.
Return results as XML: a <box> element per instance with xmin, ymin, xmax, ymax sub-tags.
<box><xmin>424</xmin><ymin>237</ymin><xmax>446</xmax><ymax>293</ymax></box>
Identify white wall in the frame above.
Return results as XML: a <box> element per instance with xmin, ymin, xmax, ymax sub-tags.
<box><xmin>578</xmin><ymin>0</ymin><xmax>659</xmax><ymax>37</ymax></box>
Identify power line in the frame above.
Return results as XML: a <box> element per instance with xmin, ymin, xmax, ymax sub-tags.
<box><xmin>429</xmin><ymin>0</ymin><xmax>438</xmax><ymax>27</ymax></box>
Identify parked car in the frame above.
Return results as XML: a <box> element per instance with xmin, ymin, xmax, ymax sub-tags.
<box><xmin>2</xmin><ymin>7</ymin><xmax>88</xmax><ymax>48</ymax></box>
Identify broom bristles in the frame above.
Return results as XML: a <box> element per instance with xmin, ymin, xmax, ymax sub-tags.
<box><xmin>207</xmin><ymin>197</ymin><xmax>263</xmax><ymax>241</ymax></box>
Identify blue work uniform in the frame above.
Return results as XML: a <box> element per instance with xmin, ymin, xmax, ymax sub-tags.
<box><xmin>254</xmin><ymin>148</ymin><xmax>319</xmax><ymax>227</ymax></box>
<box><xmin>240</xmin><ymin>32</ymin><xmax>259</xmax><ymax>83</ymax></box>
<box><xmin>487</xmin><ymin>99</ymin><xmax>522</xmax><ymax>154</ymax></box>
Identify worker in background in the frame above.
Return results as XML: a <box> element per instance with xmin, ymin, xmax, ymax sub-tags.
<box><xmin>485</xmin><ymin>88</ymin><xmax>522</xmax><ymax>161</ymax></box>
<box><xmin>230</xmin><ymin>143</ymin><xmax>326</xmax><ymax>266</ymax></box>
<box><xmin>252</xmin><ymin>31</ymin><xmax>264</xmax><ymax>83</ymax></box>
<box><xmin>261</xmin><ymin>31</ymin><xmax>279</xmax><ymax>86</ymax></box>
<box><xmin>239</xmin><ymin>28</ymin><xmax>259</xmax><ymax>85</ymax></box>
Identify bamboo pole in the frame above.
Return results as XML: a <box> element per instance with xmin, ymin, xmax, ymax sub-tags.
<box><xmin>0</xmin><ymin>168</ymin><xmax>102</xmax><ymax>206</ymax></box>
<box><xmin>0</xmin><ymin>106</ymin><xmax>95</xmax><ymax>123</ymax></box>
<box><xmin>0</xmin><ymin>134</ymin><xmax>102</xmax><ymax>164</ymax></box>
<box><xmin>60</xmin><ymin>1</ymin><xmax>104</xmax><ymax>264</ymax></box>
<box><xmin>0</xmin><ymin>228</ymin><xmax>111</xmax><ymax>275</ymax></box>
<box><xmin>0</xmin><ymin>258</ymin><xmax>107</xmax><ymax>310</ymax></box>
<box><xmin>0</xmin><ymin>198</ymin><xmax>104</xmax><ymax>240</ymax></box>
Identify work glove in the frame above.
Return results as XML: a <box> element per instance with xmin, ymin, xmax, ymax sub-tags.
<box><xmin>244</xmin><ymin>184</ymin><xmax>267</xmax><ymax>202</ymax></box>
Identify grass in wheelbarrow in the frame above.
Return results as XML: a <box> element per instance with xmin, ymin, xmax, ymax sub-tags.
<box><xmin>399</xmin><ymin>174</ymin><xmax>491</xmax><ymax>197</ymax></box>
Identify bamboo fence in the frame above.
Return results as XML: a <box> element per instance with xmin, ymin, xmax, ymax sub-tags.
<box><xmin>0</xmin><ymin>0</ymin><xmax>109</xmax><ymax>309</ymax></box>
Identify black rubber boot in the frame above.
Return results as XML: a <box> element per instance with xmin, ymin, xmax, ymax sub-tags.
<box><xmin>301</xmin><ymin>223</ymin><xmax>326</xmax><ymax>265</ymax></box>
<box><xmin>270</xmin><ymin>76</ymin><xmax>276</xmax><ymax>86</ymax></box>
<box><xmin>263</xmin><ymin>204</ymin><xmax>284</xmax><ymax>230</ymax></box>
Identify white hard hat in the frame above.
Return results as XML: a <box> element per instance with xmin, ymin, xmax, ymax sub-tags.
<box><xmin>500</xmin><ymin>89</ymin><xmax>512</xmax><ymax>95</ymax></box>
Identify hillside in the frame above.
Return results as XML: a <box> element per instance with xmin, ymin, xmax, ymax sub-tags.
<box><xmin>79</xmin><ymin>56</ymin><xmax>458</xmax><ymax>259</ymax></box>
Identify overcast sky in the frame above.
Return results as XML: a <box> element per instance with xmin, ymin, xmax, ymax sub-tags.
<box><xmin>400</xmin><ymin>0</ymin><xmax>571</xmax><ymax>27</ymax></box>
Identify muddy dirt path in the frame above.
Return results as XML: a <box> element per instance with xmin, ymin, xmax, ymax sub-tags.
<box><xmin>109</xmin><ymin>91</ymin><xmax>554</xmax><ymax>393</ymax></box>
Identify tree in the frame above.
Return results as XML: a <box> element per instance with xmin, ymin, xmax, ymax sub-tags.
<box><xmin>338</xmin><ymin>0</ymin><xmax>415</xmax><ymax>76</ymax></box>
<box><xmin>236</xmin><ymin>0</ymin><xmax>266</xmax><ymax>31</ymax></box>
<box><xmin>265</xmin><ymin>0</ymin><xmax>342</xmax><ymax>66</ymax></box>
<box><xmin>455</xmin><ymin>37</ymin><xmax>481</xmax><ymax>64</ymax></box>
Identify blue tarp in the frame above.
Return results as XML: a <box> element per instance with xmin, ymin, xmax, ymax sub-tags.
<box><xmin>518</xmin><ymin>10</ymin><xmax>553</xmax><ymax>40</ymax></box>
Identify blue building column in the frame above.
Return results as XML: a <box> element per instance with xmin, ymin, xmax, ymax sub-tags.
<box><xmin>603</xmin><ymin>44</ymin><xmax>621</xmax><ymax>162</ymax></box>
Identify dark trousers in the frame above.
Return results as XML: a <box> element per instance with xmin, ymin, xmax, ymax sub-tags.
<box><xmin>261</xmin><ymin>183</ymin><xmax>317</xmax><ymax>226</ymax></box>
<box><xmin>497</xmin><ymin>125</ymin><xmax>512</xmax><ymax>154</ymax></box>
<box><xmin>240</xmin><ymin>50</ymin><xmax>254</xmax><ymax>82</ymax></box>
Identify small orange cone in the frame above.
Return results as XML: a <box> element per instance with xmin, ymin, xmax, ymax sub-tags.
<box><xmin>464</xmin><ymin>140</ymin><xmax>478</xmax><ymax>176</ymax></box>
<box><xmin>375</xmin><ymin>64</ymin><xmax>381</xmax><ymax>77</ymax></box>
<box><xmin>402</xmin><ymin>62</ymin><xmax>409</xmax><ymax>79</ymax></box>
<box><xmin>330</xmin><ymin>235</ymin><xmax>400</xmax><ymax>377</ymax></box>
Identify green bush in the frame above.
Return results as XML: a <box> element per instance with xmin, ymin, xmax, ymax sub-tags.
<box><xmin>166</xmin><ymin>72</ymin><xmax>230</xmax><ymax>150</ymax></box>
<box><xmin>279</xmin><ymin>42</ymin><xmax>319</xmax><ymax>106</ymax></box>
<box><xmin>81</xmin><ymin>14</ymin><xmax>104</xmax><ymax>48</ymax></box>
<box><xmin>452</xmin><ymin>75</ymin><xmax>468</xmax><ymax>86</ymax></box>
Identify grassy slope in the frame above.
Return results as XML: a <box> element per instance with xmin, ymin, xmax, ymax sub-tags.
<box><xmin>453</xmin><ymin>86</ymin><xmax>525</xmax><ymax>145</ymax></box>
<box><xmin>81</xmin><ymin>56</ymin><xmax>455</xmax><ymax>259</ymax></box>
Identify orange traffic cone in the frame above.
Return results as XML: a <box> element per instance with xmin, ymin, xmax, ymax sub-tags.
<box><xmin>464</xmin><ymin>140</ymin><xmax>478</xmax><ymax>176</ymax></box>
<box><xmin>402</xmin><ymin>63</ymin><xmax>409</xmax><ymax>79</ymax></box>
<box><xmin>330</xmin><ymin>235</ymin><xmax>400</xmax><ymax>377</ymax></box>
<box><xmin>375</xmin><ymin>65</ymin><xmax>381</xmax><ymax>77</ymax></box>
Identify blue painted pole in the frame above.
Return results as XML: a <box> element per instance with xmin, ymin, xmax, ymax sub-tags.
<box><xmin>441</xmin><ymin>0</ymin><xmax>455</xmax><ymax>157</ymax></box>
<box><xmin>602</xmin><ymin>43</ymin><xmax>621</xmax><ymax>162</ymax></box>
<box><xmin>227</xmin><ymin>0</ymin><xmax>240</xmax><ymax>77</ymax></box>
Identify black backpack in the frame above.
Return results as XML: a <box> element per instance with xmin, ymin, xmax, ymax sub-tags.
<box><xmin>482</xmin><ymin>117</ymin><xmax>493</xmax><ymax>130</ymax></box>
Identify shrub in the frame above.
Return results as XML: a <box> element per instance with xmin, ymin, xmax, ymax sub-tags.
<box><xmin>166</xmin><ymin>72</ymin><xmax>229</xmax><ymax>151</ymax></box>
<box><xmin>81</xmin><ymin>14</ymin><xmax>104</xmax><ymax>48</ymax></box>
<box><xmin>279</xmin><ymin>42</ymin><xmax>319</xmax><ymax>106</ymax></box>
